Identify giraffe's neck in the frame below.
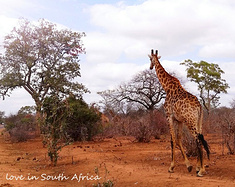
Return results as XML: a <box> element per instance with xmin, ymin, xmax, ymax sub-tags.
<box><xmin>154</xmin><ymin>60</ymin><xmax>182</xmax><ymax>94</ymax></box>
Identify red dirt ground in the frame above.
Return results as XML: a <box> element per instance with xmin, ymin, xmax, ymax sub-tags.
<box><xmin>0</xmin><ymin>128</ymin><xmax>234</xmax><ymax>187</ymax></box>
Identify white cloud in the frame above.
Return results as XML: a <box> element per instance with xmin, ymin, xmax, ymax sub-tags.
<box><xmin>80</xmin><ymin>61</ymin><xmax>149</xmax><ymax>103</ymax></box>
<box><xmin>87</xmin><ymin>0</ymin><xmax>235</xmax><ymax>58</ymax></box>
<box><xmin>1</xmin><ymin>0</ymin><xmax>235</xmax><ymax>114</ymax></box>
<box><xmin>199</xmin><ymin>43</ymin><xmax>235</xmax><ymax>59</ymax></box>
<box><xmin>0</xmin><ymin>89</ymin><xmax>34</xmax><ymax>115</ymax></box>
<box><xmin>0</xmin><ymin>15</ymin><xmax>18</xmax><ymax>34</ymax></box>
<box><xmin>81</xmin><ymin>0</ymin><xmax>235</xmax><ymax>108</ymax></box>
<box><xmin>0</xmin><ymin>0</ymin><xmax>43</xmax><ymax>18</ymax></box>
<box><xmin>0</xmin><ymin>15</ymin><xmax>18</xmax><ymax>49</ymax></box>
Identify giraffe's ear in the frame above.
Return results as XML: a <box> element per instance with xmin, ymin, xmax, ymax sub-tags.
<box><xmin>158</xmin><ymin>56</ymin><xmax>161</xmax><ymax>59</ymax></box>
<box><xmin>148</xmin><ymin>54</ymin><xmax>152</xmax><ymax>58</ymax></box>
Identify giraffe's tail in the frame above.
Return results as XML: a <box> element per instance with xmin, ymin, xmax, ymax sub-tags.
<box><xmin>198</xmin><ymin>133</ymin><xmax>210</xmax><ymax>160</ymax></box>
<box><xmin>197</xmin><ymin>105</ymin><xmax>210</xmax><ymax>159</ymax></box>
<box><xmin>198</xmin><ymin>106</ymin><xmax>203</xmax><ymax>134</ymax></box>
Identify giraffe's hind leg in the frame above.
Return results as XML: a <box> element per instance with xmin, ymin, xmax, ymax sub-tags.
<box><xmin>177</xmin><ymin>140</ymin><xmax>193</xmax><ymax>172</ymax></box>
<box><xmin>189</xmin><ymin>131</ymin><xmax>206</xmax><ymax>176</ymax></box>
<box><xmin>177</xmin><ymin>122</ymin><xmax>192</xmax><ymax>172</ymax></box>
<box><xmin>196</xmin><ymin>136</ymin><xmax>206</xmax><ymax>177</ymax></box>
<box><xmin>169</xmin><ymin>135</ymin><xmax>176</xmax><ymax>173</ymax></box>
<box><xmin>185</xmin><ymin>120</ymin><xmax>207</xmax><ymax>177</ymax></box>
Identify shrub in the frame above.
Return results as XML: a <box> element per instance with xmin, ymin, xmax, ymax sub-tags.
<box><xmin>65</xmin><ymin>97</ymin><xmax>102</xmax><ymax>141</ymax></box>
<box><xmin>93</xmin><ymin>163</ymin><xmax>114</xmax><ymax>187</ymax></box>
<box><xmin>100</xmin><ymin>109</ymin><xmax>168</xmax><ymax>142</ymax></box>
<box><xmin>9</xmin><ymin>127</ymin><xmax>31</xmax><ymax>142</ymax></box>
<box><xmin>130</xmin><ymin>110</ymin><xmax>168</xmax><ymax>142</ymax></box>
<box><xmin>182</xmin><ymin>126</ymin><xmax>198</xmax><ymax>157</ymax></box>
<box><xmin>151</xmin><ymin>110</ymin><xmax>168</xmax><ymax>139</ymax></box>
<box><xmin>4</xmin><ymin>110</ymin><xmax>37</xmax><ymax>142</ymax></box>
<box><xmin>131</xmin><ymin>120</ymin><xmax>153</xmax><ymax>143</ymax></box>
<box><xmin>41</xmin><ymin>95</ymin><xmax>71</xmax><ymax>166</ymax></box>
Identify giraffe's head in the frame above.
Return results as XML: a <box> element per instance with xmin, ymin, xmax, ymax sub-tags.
<box><xmin>149</xmin><ymin>49</ymin><xmax>161</xmax><ymax>70</ymax></box>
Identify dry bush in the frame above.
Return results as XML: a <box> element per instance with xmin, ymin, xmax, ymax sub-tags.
<box><xmin>127</xmin><ymin>110</ymin><xmax>168</xmax><ymax>142</ymax></box>
<box><xmin>100</xmin><ymin>109</ymin><xmax>168</xmax><ymax>143</ymax></box>
<box><xmin>182</xmin><ymin>126</ymin><xmax>198</xmax><ymax>157</ymax></box>
<box><xmin>213</xmin><ymin>107</ymin><xmax>235</xmax><ymax>155</ymax></box>
<box><xmin>205</xmin><ymin>107</ymin><xmax>235</xmax><ymax>155</ymax></box>
<box><xmin>100</xmin><ymin>113</ymin><xmax>153</xmax><ymax>142</ymax></box>
<box><xmin>130</xmin><ymin>117</ymin><xmax>153</xmax><ymax>143</ymax></box>
<box><xmin>100</xmin><ymin>118</ymin><xmax>128</xmax><ymax>138</ymax></box>
<box><xmin>151</xmin><ymin>110</ymin><xmax>168</xmax><ymax>139</ymax></box>
<box><xmin>9</xmin><ymin>127</ymin><xmax>32</xmax><ymax>142</ymax></box>
<box><xmin>5</xmin><ymin>113</ymin><xmax>37</xmax><ymax>142</ymax></box>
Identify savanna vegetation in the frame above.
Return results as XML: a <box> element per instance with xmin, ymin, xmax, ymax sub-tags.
<box><xmin>0</xmin><ymin>18</ymin><xmax>234</xmax><ymax>170</ymax></box>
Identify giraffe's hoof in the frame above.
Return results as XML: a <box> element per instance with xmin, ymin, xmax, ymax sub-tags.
<box><xmin>197</xmin><ymin>172</ymin><xmax>203</xmax><ymax>177</ymax></box>
<box><xmin>168</xmin><ymin>164</ymin><xmax>175</xmax><ymax>173</ymax></box>
<box><xmin>187</xmin><ymin>166</ymin><xmax>193</xmax><ymax>172</ymax></box>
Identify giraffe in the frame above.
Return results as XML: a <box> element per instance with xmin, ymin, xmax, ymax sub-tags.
<box><xmin>148</xmin><ymin>49</ymin><xmax>210</xmax><ymax>177</ymax></box>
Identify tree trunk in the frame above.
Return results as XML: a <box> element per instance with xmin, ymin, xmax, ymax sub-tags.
<box><xmin>204</xmin><ymin>90</ymin><xmax>211</xmax><ymax>135</ymax></box>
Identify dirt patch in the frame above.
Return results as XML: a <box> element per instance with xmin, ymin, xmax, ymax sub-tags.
<box><xmin>0</xmin><ymin>130</ymin><xmax>234</xmax><ymax>187</ymax></box>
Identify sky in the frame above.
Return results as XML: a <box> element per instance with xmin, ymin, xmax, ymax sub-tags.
<box><xmin>0</xmin><ymin>0</ymin><xmax>235</xmax><ymax>115</ymax></box>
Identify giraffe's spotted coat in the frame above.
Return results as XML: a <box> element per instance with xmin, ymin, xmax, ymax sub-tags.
<box><xmin>149</xmin><ymin>50</ymin><xmax>209</xmax><ymax>177</ymax></box>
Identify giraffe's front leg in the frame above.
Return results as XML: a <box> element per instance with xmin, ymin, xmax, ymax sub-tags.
<box><xmin>167</xmin><ymin>116</ymin><xmax>176</xmax><ymax>173</ymax></box>
<box><xmin>165</xmin><ymin>106</ymin><xmax>176</xmax><ymax>173</ymax></box>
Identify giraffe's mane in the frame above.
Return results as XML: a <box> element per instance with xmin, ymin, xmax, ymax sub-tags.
<box><xmin>170</xmin><ymin>74</ymin><xmax>187</xmax><ymax>92</ymax></box>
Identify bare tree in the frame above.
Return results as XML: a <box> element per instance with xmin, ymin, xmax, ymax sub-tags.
<box><xmin>98</xmin><ymin>69</ymin><xmax>168</xmax><ymax>141</ymax></box>
<box><xmin>98</xmin><ymin>69</ymin><xmax>166</xmax><ymax>114</ymax></box>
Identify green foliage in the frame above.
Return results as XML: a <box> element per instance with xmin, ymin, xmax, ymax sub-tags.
<box><xmin>0</xmin><ymin>111</ymin><xmax>5</xmax><ymax>124</ymax></box>
<box><xmin>181</xmin><ymin>60</ymin><xmax>229</xmax><ymax>112</ymax></box>
<box><xmin>93</xmin><ymin>164</ymin><xmax>114</xmax><ymax>187</ymax></box>
<box><xmin>4</xmin><ymin>114</ymin><xmax>19</xmax><ymax>131</ymax></box>
<box><xmin>41</xmin><ymin>95</ymin><xmax>101</xmax><ymax>166</ymax></box>
<box><xmin>5</xmin><ymin>107</ymin><xmax>36</xmax><ymax>132</ymax></box>
<box><xmin>0</xmin><ymin>18</ymin><xmax>88</xmax><ymax>113</ymax></box>
<box><xmin>18</xmin><ymin>106</ymin><xmax>36</xmax><ymax>116</ymax></box>
<box><xmin>41</xmin><ymin>95</ymin><xmax>71</xmax><ymax>166</ymax></box>
<box><xmin>93</xmin><ymin>180</ymin><xmax>114</xmax><ymax>187</ymax></box>
<box><xmin>65</xmin><ymin>96</ymin><xmax>102</xmax><ymax>141</ymax></box>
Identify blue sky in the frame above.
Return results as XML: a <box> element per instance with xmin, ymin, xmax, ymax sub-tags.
<box><xmin>1</xmin><ymin>0</ymin><xmax>235</xmax><ymax>115</ymax></box>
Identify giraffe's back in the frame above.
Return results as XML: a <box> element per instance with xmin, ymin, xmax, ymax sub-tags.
<box><xmin>165</xmin><ymin>90</ymin><xmax>202</xmax><ymax>132</ymax></box>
